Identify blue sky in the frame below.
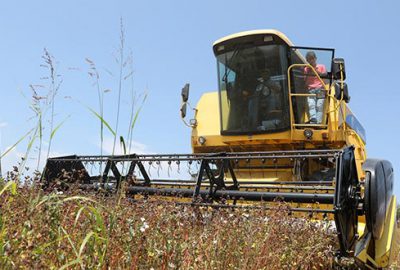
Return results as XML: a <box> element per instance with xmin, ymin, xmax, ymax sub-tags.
<box><xmin>1</xmin><ymin>1</ymin><xmax>400</xmax><ymax>194</ymax></box>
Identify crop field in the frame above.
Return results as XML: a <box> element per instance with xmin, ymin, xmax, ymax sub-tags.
<box><xmin>0</xmin><ymin>178</ymin><xmax>398</xmax><ymax>270</ymax></box>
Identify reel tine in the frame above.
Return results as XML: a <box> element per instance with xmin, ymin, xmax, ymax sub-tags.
<box><xmin>176</xmin><ymin>160</ymin><xmax>180</xmax><ymax>174</ymax></box>
<box><xmin>187</xmin><ymin>159</ymin><xmax>192</xmax><ymax>175</ymax></box>
<box><xmin>147</xmin><ymin>161</ymin><xmax>152</xmax><ymax>177</ymax></box>
<box><xmin>167</xmin><ymin>158</ymin><xmax>172</xmax><ymax>178</ymax></box>
<box><xmin>261</xmin><ymin>156</ymin><xmax>265</xmax><ymax>179</ymax></box>
<box><xmin>247</xmin><ymin>157</ymin><xmax>252</xmax><ymax>180</ymax></box>
<box><xmin>156</xmin><ymin>159</ymin><xmax>161</xmax><ymax>178</ymax></box>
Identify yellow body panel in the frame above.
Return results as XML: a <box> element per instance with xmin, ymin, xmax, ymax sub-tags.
<box><xmin>192</xmin><ymin>88</ymin><xmax>354</xmax><ymax>153</ymax></box>
<box><xmin>375</xmin><ymin>196</ymin><xmax>397</xmax><ymax>267</ymax></box>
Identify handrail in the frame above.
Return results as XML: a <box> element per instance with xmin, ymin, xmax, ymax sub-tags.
<box><xmin>287</xmin><ymin>63</ymin><xmax>330</xmax><ymax>134</ymax></box>
<box><xmin>288</xmin><ymin>63</ymin><xmax>328</xmax><ymax>90</ymax></box>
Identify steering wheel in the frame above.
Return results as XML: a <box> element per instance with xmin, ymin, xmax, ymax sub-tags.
<box><xmin>257</xmin><ymin>83</ymin><xmax>272</xmax><ymax>97</ymax></box>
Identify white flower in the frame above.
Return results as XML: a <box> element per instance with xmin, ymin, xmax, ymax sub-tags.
<box><xmin>140</xmin><ymin>217</ymin><xmax>146</xmax><ymax>222</ymax></box>
<box><xmin>140</xmin><ymin>221</ymin><xmax>149</xmax><ymax>232</ymax></box>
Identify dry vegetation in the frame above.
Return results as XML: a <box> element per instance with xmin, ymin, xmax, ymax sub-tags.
<box><xmin>2</xmin><ymin>177</ymin><xmax>400</xmax><ymax>269</ymax></box>
<box><xmin>0</xmin><ymin>178</ymin><xmax>342</xmax><ymax>270</ymax></box>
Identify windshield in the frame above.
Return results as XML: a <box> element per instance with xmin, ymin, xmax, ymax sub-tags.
<box><xmin>217</xmin><ymin>44</ymin><xmax>290</xmax><ymax>135</ymax></box>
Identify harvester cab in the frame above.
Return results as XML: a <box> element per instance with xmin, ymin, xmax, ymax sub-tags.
<box><xmin>188</xmin><ymin>30</ymin><xmax>356</xmax><ymax>153</ymax></box>
<box><xmin>44</xmin><ymin>30</ymin><xmax>397</xmax><ymax>269</ymax></box>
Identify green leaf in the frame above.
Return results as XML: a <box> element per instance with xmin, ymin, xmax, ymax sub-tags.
<box><xmin>74</xmin><ymin>206</ymin><xmax>86</xmax><ymax>227</ymax></box>
<box><xmin>120</xmin><ymin>136</ymin><xmax>127</xmax><ymax>155</ymax></box>
<box><xmin>59</xmin><ymin>258</ymin><xmax>82</xmax><ymax>270</ymax></box>
<box><xmin>88</xmin><ymin>206</ymin><xmax>106</xmax><ymax>232</ymax></box>
<box><xmin>131</xmin><ymin>93</ymin><xmax>147</xmax><ymax>130</ymax></box>
<box><xmin>24</xmin><ymin>126</ymin><xmax>39</xmax><ymax>158</ymax></box>
<box><xmin>50</xmin><ymin>115</ymin><xmax>70</xmax><ymax>140</ymax></box>
<box><xmin>10</xmin><ymin>181</ymin><xmax>17</xmax><ymax>195</ymax></box>
<box><xmin>0</xmin><ymin>129</ymin><xmax>33</xmax><ymax>159</ymax></box>
<box><xmin>87</xmin><ymin>107</ymin><xmax>116</xmax><ymax>136</ymax></box>
<box><xmin>79</xmin><ymin>231</ymin><xmax>95</xmax><ymax>256</ymax></box>
<box><xmin>33</xmin><ymin>235</ymin><xmax>67</xmax><ymax>255</ymax></box>
<box><xmin>35</xmin><ymin>193</ymin><xmax>56</xmax><ymax>209</ymax></box>
<box><xmin>61</xmin><ymin>226</ymin><xmax>79</xmax><ymax>258</ymax></box>
<box><xmin>0</xmin><ymin>181</ymin><xmax>17</xmax><ymax>196</ymax></box>
<box><xmin>38</xmin><ymin>113</ymin><xmax>43</xmax><ymax>140</ymax></box>
<box><xmin>62</xmin><ymin>195</ymin><xmax>98</xmax><ymax>204</ymax></box>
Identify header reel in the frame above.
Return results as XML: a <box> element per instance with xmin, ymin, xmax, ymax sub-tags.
<box><xmin>43</xmin><ymin>147</ymin><xmax>362</xmax><ymax>256</ymax></box>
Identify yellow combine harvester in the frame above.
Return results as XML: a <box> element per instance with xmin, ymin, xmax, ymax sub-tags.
<box><xmin>44</xmin><ymin>30</ymin><xmax>397</xmax><ymax>269</ymax></box>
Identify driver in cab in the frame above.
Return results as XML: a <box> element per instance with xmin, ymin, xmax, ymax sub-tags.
<box><xmin>304</xmin><ymin>51</ymin><xmax>327</xmax><ymax>124</ymax></box>
<box><xmin>246</xmin><ymin>68</ymin><xmax>281</xmax><ymax>130</ymax></box>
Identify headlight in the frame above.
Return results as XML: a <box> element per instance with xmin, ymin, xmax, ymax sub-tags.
<box><xmin>198</xmin><ymin>136</ymin><xmax>206</xmax><ymax>145</ymax></box>
<box><xmin>304</xmin><ymin>129</ymin><xmax>313</xmax><ymax>139</ymax></box>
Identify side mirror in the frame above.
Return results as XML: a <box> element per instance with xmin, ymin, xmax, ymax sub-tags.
<box><xmin>180</xmin><ymin>103</ymin><xmax>187</xmax><ymax>118</ymax></box>
<box><xmin>181</xmin><ymin>83</ymin><xmax>190</xmax><ymax>102</ymax></box>
<box><xmin>332</xmin><ymin>58</ymin><xmax>346</xmax><ymax>80</ymax></box>
<box><xmin>334</xmin><ymin>81</ymin><xmax>350</xmax><ymax>103</ymax></box>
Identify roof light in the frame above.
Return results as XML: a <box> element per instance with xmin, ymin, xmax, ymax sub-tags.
<box><xmin>264</xmin><ymin>36</ymin><xmax>273</xmax><ymax>42</ymax></box>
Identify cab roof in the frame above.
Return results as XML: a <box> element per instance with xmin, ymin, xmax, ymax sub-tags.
<box><xmin>212</xmin><ymin>29</ymin><xmax>295</xmax><ymax>48</ymax></box>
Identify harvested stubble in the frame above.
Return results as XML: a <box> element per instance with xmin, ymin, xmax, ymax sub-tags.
<box><xmin>0</xmin><ymin>183</ymin><xmax>350</xmax><ymax>270</ymax></box>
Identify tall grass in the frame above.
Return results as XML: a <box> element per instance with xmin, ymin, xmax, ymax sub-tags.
<box><xmin>86</xmin><ymin>18</ymin><xmax>146</xmax><ymax>158</ymax></box>
<box><xmin>0</xmin><ymin>49</ymin><xmax>65</xmax><ymax>180</ymax></box>
<box><xmin>112</xmin><ymin>18</ymin><xmax>126</xmax><ymax>156</ymax></box>
<box><xmin>42</xmin><ymin>48</ymin><xmax>63</xmax><ymax>161</ymax></box>
<box><xmin>86</xmin><ymin>58</ymin><xmax>105</xmax><ymax>157</ymax></box>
